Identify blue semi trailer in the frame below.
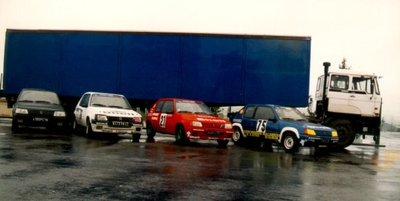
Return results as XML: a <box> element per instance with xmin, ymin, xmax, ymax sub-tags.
<box><xmin>2</xmin><ymin>29</ymin><xmax>311</xmax><ymax>111</ymax></box>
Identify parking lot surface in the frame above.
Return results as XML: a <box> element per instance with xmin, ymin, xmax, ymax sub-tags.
<box><xmin>0</xmin><ymin>118</ymin><xmax>399</xmax><ymax>201</ymax></box>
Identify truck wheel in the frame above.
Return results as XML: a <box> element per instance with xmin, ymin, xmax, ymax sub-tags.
<box><xmin>175</xmin><ymin>125</ymin><xmax>189</xmax><ymax>145</ymax></box>
<box><xmin>281</xmin><ymin>133</ymin><xmax>299</xmax><ymax>153</ymax></box>
<box><xmin>330</xmin><ymin>119</ymin><xmax>355</xmax><ymax>149</ymax></box>
<box><xmin>232</xmin><ymin>127</ymin><xmax>245</xmax><ymax>145</ymax></box>
<box><xmin>217</xmin><ymin>140</ymin><xmax>229</xmax><ymax>148</ymax></box>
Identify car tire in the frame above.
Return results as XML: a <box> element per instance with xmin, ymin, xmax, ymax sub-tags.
<box><xmin>146</xmin><ymin>122</ymin><xmax>155</xmax><ymax>138</ymax></box>
<box><xmin>175</xmin><ymin>125</ymin><xmax>188</xmax><ymax>145</ymax></box>
<box><xmin>72</xmin><ymin>120</ymin><xmax>79</xmax><ymax>134</ymax></box>
<box><xmin>132</xmin><ymin>133</ymin><xmax>141</xmax><ymax>143</ymax></box>
<box><xmin>11</xmin><ymin>119</ymin><xmax>19</xmax><ymax>133</ymax></box>
<box><xmin>232</xmin><ymin>127</ymin><xmax>245</xmax><ymax>145</ymax></box>
<box><xmin>217</xmin><ymin>140</ymin><xmax>229</xmax><ymax>148</ymax></box>
<box><xmin>281</xmin><ymin>132</ymin><xmax>299</xmax><ymax>153</ymax></box>
<box><xmin>85</xmin><ymin>119</ymin><xmax>93</xmax><ymax>137</ymax></box>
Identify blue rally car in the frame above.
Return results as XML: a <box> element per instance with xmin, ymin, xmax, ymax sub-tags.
<box><xmin>231</xmin><ymin>104</ymin><xmax>338</xmax><ymax>153</ymax></box>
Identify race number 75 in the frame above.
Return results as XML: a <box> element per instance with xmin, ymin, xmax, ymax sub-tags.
<box><xmin>256</xmin><ymin>120</ymin><xmax>268</xmax><ymax>133</ymax></box>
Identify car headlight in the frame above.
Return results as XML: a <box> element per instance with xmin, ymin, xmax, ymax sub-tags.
<box><xmin>191</xmin><ymin>121</ymin><xmax>203</xmax><ymax>127</ymax></box>
<box><xmin>95</xmin><ymin>114</ymin><xmax>108</xmax><ymax>122</ymax></box>
<box><xmin>15</xmin><ymin>108</ymin><xmax>28</xmax><ymax>114</ymax></box>
<box><xmin>331</xmin><ymin>130</ymin><xmax>338</xmax><ymax>137</ymax></box>
<box><xmin>224</xmin><ymin>123</ymin><xmax>232</xmax><ymax>129</ymax></box>
<box><xmin>54</xmin><ymin>111</ymin><xmax>66</xmax><ymax>117</ymax></box>
<box><xmin>304</xmin><ymin>128</ymin><xmax>316</xmax><ymax>136</ymax></box>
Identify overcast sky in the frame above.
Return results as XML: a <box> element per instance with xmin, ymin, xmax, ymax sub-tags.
<box><xmin>1</xmin><ymin>0</ymin><xmax>399</xmax><ymax>122</ymax></box>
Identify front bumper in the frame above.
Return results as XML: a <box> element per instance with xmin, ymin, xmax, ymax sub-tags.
<box><xmin>13</xmin><ymin>115</ymin><xmax>68</xmax><ymax>130</ymax></box>
<box><xmin>300</xmin><ymin>136</ymin><xmax>339</xmax><ymax>147</ymax></box>
<box><xmin>91</xmin><ymin>122</ymin><xmax>142</xmax><ymax>134</ymax></box>
<box><xmin>186</xmin><ymin>128</ymin><xmax>233</xmax><ymax>141</ymax></box>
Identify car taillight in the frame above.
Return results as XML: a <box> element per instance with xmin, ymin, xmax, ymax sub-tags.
<box><xmin>133</xmin><ymin>117</ymin><xmax>142</xmax><ymax>124</ymax></box>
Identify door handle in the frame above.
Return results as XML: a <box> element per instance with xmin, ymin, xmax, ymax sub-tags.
<box><xmin>350</xmin><ymin>95</ymin><xmax>355</xmax><ymax>98</ymax></box>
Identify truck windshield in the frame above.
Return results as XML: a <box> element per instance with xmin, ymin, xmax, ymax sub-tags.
<box><xmin>351</xmin><ymin>76</ymin><xmax>374</xmax><ymax>94</ymax></box>
<box><xmin>275</xmin><ymin>107</ymin><xmax>307</xmax><ymax>121</ymax></box>
<box><xmin>176</xmin><ymin>101</ymin><xmax>213</xmax><ymax>115</ymax></box>
<box><xmin>90</xmin><ymin>94</ymin><xmax>132</xmax><ymax>109</ymax></box>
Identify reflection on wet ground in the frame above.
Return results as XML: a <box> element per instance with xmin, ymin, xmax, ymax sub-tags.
<box><xmin>0</xmin><ymin>122</ymin><xmax>399</xmax><ymax>200</ymax></box>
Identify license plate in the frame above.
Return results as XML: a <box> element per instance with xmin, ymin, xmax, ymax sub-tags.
<box><xmin>33</xmin><ymin>117</ymin><xmax>48</xmax><ymax>122</ymax></box>
<box><xmin>112</xmin><ymin>121</ymin><xmax>129</xmax><ymax>126</ymax></box>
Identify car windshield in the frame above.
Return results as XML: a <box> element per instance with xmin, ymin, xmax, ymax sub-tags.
<box><xmin>176</xmin><ymin>100</ymin><xmax>213</xmax><ymax>115</ymax></box>
<box><xmin>17</xmin><ymin>90</ymin><xmax>61</xmax><ymax>105</ymax></box>
<box><xmin>90</xmin><ymin>94</ymin><xmax>132</xmax><ymax>109</ymax></box>
<box><xmin>275</xmin><ymin>106</ymin><xmax>307</xmax><ymax>121</ymax></box>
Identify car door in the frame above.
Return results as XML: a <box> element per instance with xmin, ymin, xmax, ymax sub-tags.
<box><xmin>241</xmin><ymin>106</ymin><xmax>259</xmax><ymax>137</ymax></box>
<box><xmin>259</xmin><ymin>106</ymin><xmax>280</xmax><ymax>141</ymax></box>
<box><xmin>74</xmin><ymin>93</ymin><xmax>91</xmax><ymax>126</ymax></box>
<box><xmin>159</xmin><ymin>100</ymin><xmax>175</xmax><ymax>134</ymax></box>
<box><xmin>150</xmin><ymin>100</ymin><xmax>165</xmax><ymax>131</ymax></box>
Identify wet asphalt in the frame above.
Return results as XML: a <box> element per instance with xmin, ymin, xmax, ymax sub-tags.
<box><xmin>0</xmin><ymin>118</ymin><xmax>399</xmax><ymax>201</ymax></box>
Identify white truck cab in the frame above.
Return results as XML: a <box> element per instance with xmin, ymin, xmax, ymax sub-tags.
<box><xmin>309</xmin><ymin>62</ymin><xmax>382</xmax><ymax>148</ymax></box>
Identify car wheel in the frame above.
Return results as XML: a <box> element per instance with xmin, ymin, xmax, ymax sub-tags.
<box><xmin>132</xmin><ymin>133</ymin><xmax>141</xmax><ymax>143</ymax></box>
<box><xmin>281</xmin><ymin>132</ymin><xmax>299</xmax><ymax>153</ymax></box>
<box><xmin>146</xmin><ymin>122</ymin><xmax>155</xmax><ymax>138</ymax></box>
<box><xmin>175</xmin><ymin>125</ymin><xmax>188</xmax><ymax>145</ymax></box>
<box><xmin>11</xmin><ymin>119</ymin><xmax>19</xmax><ymax>133</ymax></box>
<box><xmin>85</xmin><ymin>119</ymin><xmax>93</xmax><ymax>137</ymax></box>
<box><xmin>72</xmin><ymin>120</ymin><xmax>79</xmax><ymax>134</ymax></box>
<box><xmin>217</xmin><ymin>140</ymin><xmax>229</xmax><ymax>148</ymax></box>
<box><xmin>232</xmin><ymin>127</ymin><xmax>244</xmax><ymax>145</ymax></box>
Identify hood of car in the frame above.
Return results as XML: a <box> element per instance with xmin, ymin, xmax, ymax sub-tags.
<box><xmin>14</xmin><ymin>102</ymin><xmax>64</xmax><ymax>111</ymax></box>
<box><xmin>180</xmin><ymin>113</ymin><xmax>229</xmax><ymax>123</ymax></box>
<box><xmin>280</xmin><ymin>120</ymin><xmax>334</xmax><ymax>131</ymax></box>
<box><xmin>91</xmin><ymin>107</ymin><xmax>141</xmax><ymax>117</ymax></box>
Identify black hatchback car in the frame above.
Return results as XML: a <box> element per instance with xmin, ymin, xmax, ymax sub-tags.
<box><xmin>12</xmin><ymin>88</ymin><xmax>68</xmax><ymax>132</ymax></box>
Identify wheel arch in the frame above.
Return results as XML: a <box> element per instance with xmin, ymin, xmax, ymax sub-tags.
<box><xmin>232</xmin><ymin>123</ymin><xmax>244</xmax><ymax>136</ymax></box>
<box><xmin>279</xmin><ymin>127</ymin><xmax>300</xmax><ymax>143</ymax></box>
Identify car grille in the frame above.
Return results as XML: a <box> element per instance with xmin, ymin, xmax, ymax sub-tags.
<box><xmin>107</xmin><ymin>116</ymin><xmax>132</xmax><ymax>128</ymax></box>
<box><xmin>316</xmin><ymin>130</ymin><xmax>333</xmax><ymax>138</ymax></box>
<box><xmin>202</xmin><ymin>122</ymin><xmax>224</xmax><ymax>129</ymax></box>
<box><xmin>29</xmin><ymin>110</ymin><xmax>54</xmax><ymax>117</ymax></box>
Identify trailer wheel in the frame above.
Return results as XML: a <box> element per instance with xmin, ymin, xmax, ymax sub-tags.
<box><xmin>330</xmin><ymin>119</ymin><xmax>354</xmax><ymax>149</ymax></box>
<box><xmin>175</xmin><ymin>125</ymin><xmax>189</xmax><ymax>145</ymax></box>
<box><xmin>281</xmin><ymin>132</ymin><xmax>299</xmax><ymax>153</ymax></box>
<box><xmin>232</xmin><ymin>127</ymin><xmax>245</xmax><ymax>145</ymax></box>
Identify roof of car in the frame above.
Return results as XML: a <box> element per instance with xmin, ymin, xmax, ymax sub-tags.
<box><xmin>157</xmin><ymin>97</ymin><xmax>203</xmax><ymax>103</ymax></box>
<box><xmin>84</xmin><ymin>92</ymin><xmax>125</xmax><ymax>97</ymax></box>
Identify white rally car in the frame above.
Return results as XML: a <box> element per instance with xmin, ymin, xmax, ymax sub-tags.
<box><xmin>73</xmin><ymin>92</ymin><xmax>142</xmax><ymax>141</ymax></box>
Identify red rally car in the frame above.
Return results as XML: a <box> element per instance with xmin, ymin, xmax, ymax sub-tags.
<box><xmin>146</xmin><ymin>98</ymin><xmax>233</xmax><ymax>147</ymax></box>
